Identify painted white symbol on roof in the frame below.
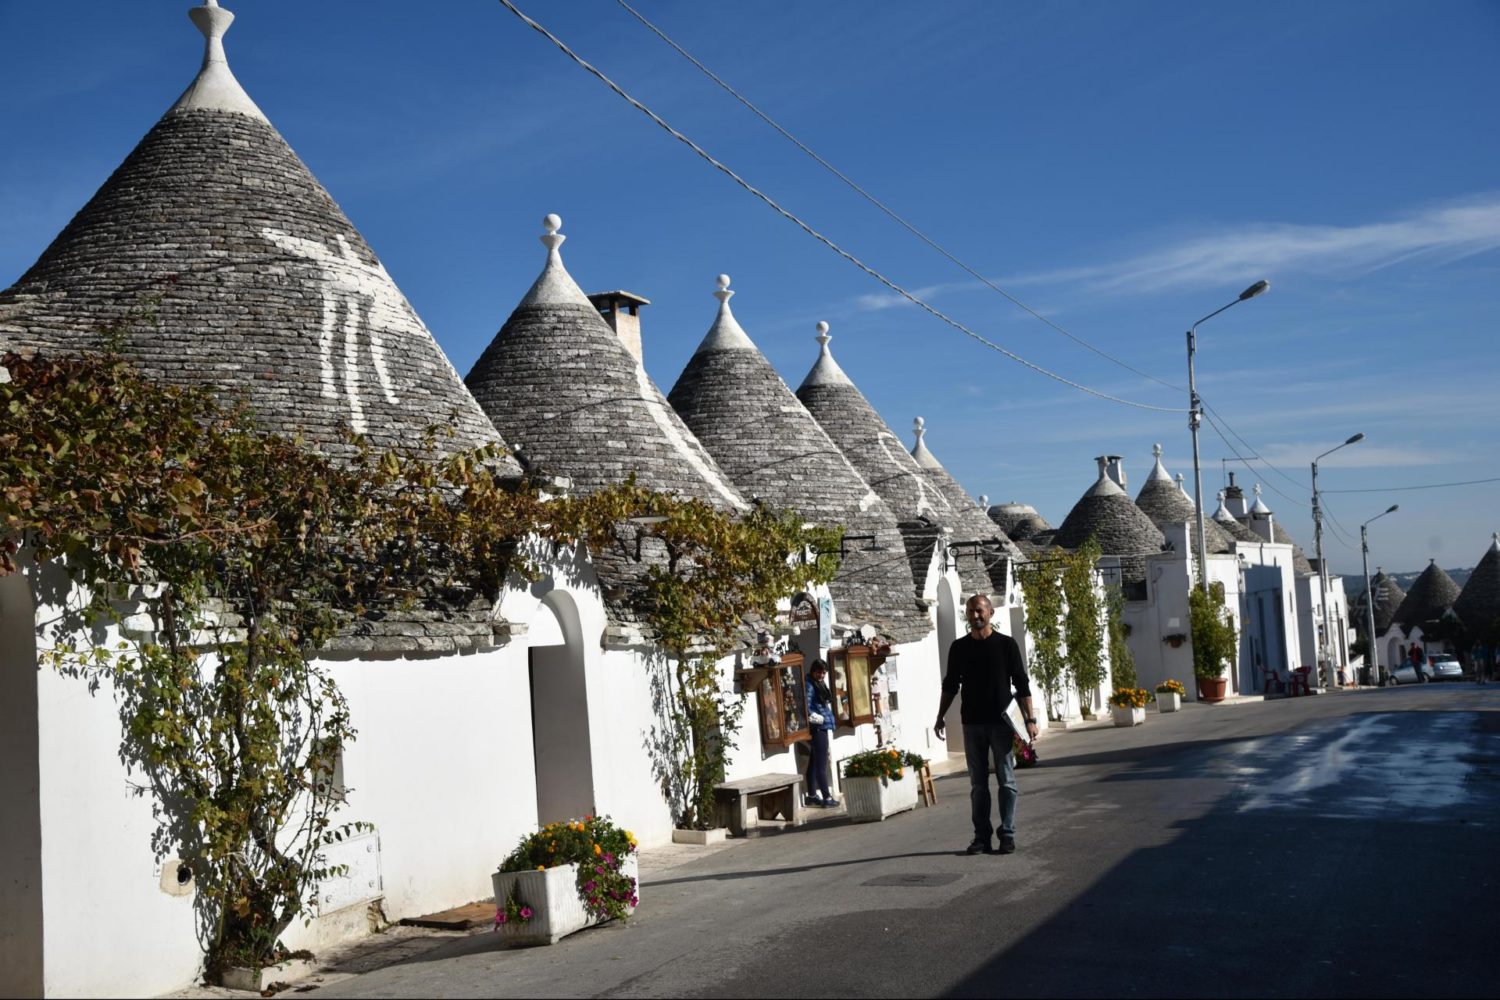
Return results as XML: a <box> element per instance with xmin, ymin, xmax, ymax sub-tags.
<box><xmin>876</xmin><ymin>431</ymin><xmax>948</xmax><ymax>517</ymax></box>
<box><xmin>261</xmin><ymin>228</ymin><xmax>403</xmax><ymax>434</ymax></box>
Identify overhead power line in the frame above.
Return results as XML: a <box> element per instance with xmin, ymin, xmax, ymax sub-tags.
<box><xmin>613</xmin><ymin>0</ymin><xmax>1185</xmax><ymax>396</ymax></box>
<box><xmin>495</xmin><ymin>0</ymin><xmax>1186</xmax><ymax>413</ymax></box>
<box><xmin>1201</xmin><ymin>408</ymin><xmax>1310</xmax><ymax>510</ymax></box>
<box><xmin>1324</xmin><ymin>476</ymin><xmax>1500</xmax><ymax>494</ymax></box>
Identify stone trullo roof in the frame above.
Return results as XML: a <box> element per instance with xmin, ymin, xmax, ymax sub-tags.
<box><xmin>988</xmin><ymin>502</ymin><xmax>1052</xmax><ymax>543</ymax></box>
<box><xmin>1242</xmin><ymin>485</ymin><xmax>1315</xmax><ymax>574</ymax></box>
<box><xmin>1455</xmin><ymin>534</ymin><xmax>1500</xmax><ymax>633</ymax></box>
<box><xmin>1134</xmin><ymin>445</ymin><xmax>1235</xmax><ymax>554</ymax></box>
<box><xmin>1393</xmin><ymin>559</ymin><xmax>1462</xmax><ymax>631</ymax></box>
<box><xmin>466</xmin><ymin>217</ymin><xmax>745</xmax><ymax>510</ymax></box>
<box><xmin>465</xmin><ymin>219</ymin><xmax>749</xmax><ymax>638</ymax></box>
<box><xmin>0</xmin><ymin>1</ymin><xmax>512</xmax><ymax>467</ymax></box>
<box><xmin>666</xmin><ymin>277</ymin><xmax>928</xmax><ymax>643</ymax></box>
<box><xmin>1352</xmin><ymin>568</ymin><xmax>1407</xmax><ymax>637</ymax></box>
<box><xmin>909</xmin><ymin>418</ymin><xmax>1024</xmax><ymax>566</ymax></box>
<box><xmin>1053</xmin><ymin>466</ymin><xmax>1166</xmax><ymax>591</ymax></box>
<box><xmin>794</xmin><ymin>324</ymin><xmax>1012</xmax><ymax>601</ymax></box>
<box><xmin>1213</xmin><ymin>491</ymin><xmax>1266</xmax><ymax>545</ymax></box>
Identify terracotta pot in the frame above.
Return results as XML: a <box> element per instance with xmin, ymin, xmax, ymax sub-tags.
<box><xmin>1197</xmin><ymin>677</ymin><xmax>1227</xmax><ymax>703</ymax></box>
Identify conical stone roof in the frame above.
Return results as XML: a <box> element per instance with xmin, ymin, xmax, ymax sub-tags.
<box><xmin>466</xmin><ymin>217</ymin><xmax>745</xmax><ymax>510</ymax></box>
<box><xmin>909</xmin><ymin>417</ymin><xmax>1023</xmax><ymax>562</ymax></box>
<box><xmin>1392</xmin><ymin>559</ymin><xmax>1462</xmax><ymax>630</ymax></box>
<box><xmin>989</xmin><ymin>502</ymin><xmax>1051</xmax><ymax>543</ymax></box>
<box><xmin>1353</xmin><ymin>568</ymin><xmax>1407</xmax><ymax>637</ymax></box>
<box><xmin>0</xmin><ymin>1</ymin><xmax>511</xmax><ymax>466</ymax></box>
<box><xmin>1134</xmin><ymin>445</ymin><xmax>1235</xmax><ymax>554</ymax></box>
<box><xmin>795</xmin><ymin>325</ymin><xmax>1007</xmax><ymax>600</ymax></box>
<box><xmin>667</xmin><ymin>277</ymin><xmax>927</xmax><ymax>643</ymax></box>
<box><xmin>1054</xmin><ymin>469</ymin><xmax>1166</xmax><ymax>590</ymax></box>
<box><xmin>1213</xmin><ymin>492</ymin><xmax>1265</xmax><ymax>544</ymax></box>
<box><xmin>1455</xmin><ymin>535</ymin><xmax>1500</xmax><ymax>633</ymax></box>
<box><xmin>1269</xmin><ymin>521</ymin><xmax>1316</xmax><ymax>575</ymax></box>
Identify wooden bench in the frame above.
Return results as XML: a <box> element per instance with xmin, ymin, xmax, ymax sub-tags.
<box><xmin>713</xmin><ymin>772</ymin><xmax>805</xmax><ymax>837</ymax></box>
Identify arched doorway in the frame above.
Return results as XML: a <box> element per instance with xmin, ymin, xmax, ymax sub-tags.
<box><xmin>937</xmin><ymin>578</ymin><xmax>963</xmax><ymax>754</ymax></box>
<box><xmin>527</xmin><ymin>590</ymin><xmax>595</xmax><ymax>826</ymax></box>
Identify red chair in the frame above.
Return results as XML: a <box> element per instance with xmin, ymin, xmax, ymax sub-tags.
<box><xmin>1288</xmin><ymin>666</ymin><xmax>1312</xmax><ymax>696</ymax></box>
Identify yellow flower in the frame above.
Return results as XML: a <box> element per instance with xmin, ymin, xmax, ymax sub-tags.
<box><xmin>535</xmin><ymin>865</ymin><xmax>545</xmax><ymax>871</ymax></box>
<box><xmin>896</xmin><ymin>769</ymin><xmax>904</xmax><ymax>778</ymax></box>
<box><xmin>593</xmin><ymin>844</ymin><xmax>602</xmax><ymax>856</ymax></box>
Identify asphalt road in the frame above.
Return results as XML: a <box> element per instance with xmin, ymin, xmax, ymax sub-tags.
<box><xmin>314</xmin><ymin>684</ymin><xmax>1500</xmax><ymax>998</ymax></box>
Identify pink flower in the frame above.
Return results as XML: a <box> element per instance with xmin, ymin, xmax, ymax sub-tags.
<box><xmin>495</xmin><ymin>911</ymin><xmax>507</xmax><ymax>926</ymax></box>
<box><xmin>519</xmin><ymin>906</ymin><xmax>533</xmax><ymax>920</ymax></box>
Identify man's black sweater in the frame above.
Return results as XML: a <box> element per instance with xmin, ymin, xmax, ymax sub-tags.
<box><xmin>942</xmin><ymin>630</ymin><xmax>1032</xmax><ymax>725</ymax></box>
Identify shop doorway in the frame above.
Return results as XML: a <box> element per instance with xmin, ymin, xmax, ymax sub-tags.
<box><xmin>527</xmin><ymin>590</ymin><xmax>595</xmax><ymax>826</ymax></box>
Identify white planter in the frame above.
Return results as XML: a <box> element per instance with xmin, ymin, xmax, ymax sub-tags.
<box><xmin>220</xmin><ymin>959</ymin><xmax>316</xmax><ymax>992</ymax></box>
<box><xmin>1157</xmin><ymin>692</ymin><xmax>1182</xmax><ymax>712</ymax></box>
<box><xmin>1111</xmin><ymin>706</ymin><xmax>1145</xmax><ymax>727</ymax></box>
<box><xmin>491</xmin><ymin>855</ymin><xmax>639</xmax><ymax>947</ymax></box>
<box><xmin>843</xmin><ymin>773</ymin><xmax>919</xmax><ymax>822</ymax></box>
<box><xmin>671</xmin><ymin>827</ymin><xmax>726</xmax><ymax>846</ymax></box>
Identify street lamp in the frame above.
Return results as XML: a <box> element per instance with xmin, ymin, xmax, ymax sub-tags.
<box><xmin>1361</xmin><ymin>504</ymin><xmax>1399</xmax><ymax>686</ymax></box>
<box><xmin>1187</xmin><ymin>279</ymin><xmax>1269</xmax><ymax>592</ymax></box>
<box><xmin>1311</xmin><ymin>432</ymin><xmax>1364</xmax><ymax>688</ymax></box>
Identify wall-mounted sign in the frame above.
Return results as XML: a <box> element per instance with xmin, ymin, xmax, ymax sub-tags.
<box><xmin>817</xmin><ymin>595</ymin><xmax>833</xmax><ymax>650</ymax></box>
<box><xmin>790</xmin><ymin>593</ymin><xmax>819</xmax><ymax>627</ymax></box>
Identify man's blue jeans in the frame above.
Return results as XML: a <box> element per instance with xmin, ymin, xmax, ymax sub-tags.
<box><xmin>963</xmin><ymin>723</ymin><xmax>1018</xmax><ymax>842</ymax></box>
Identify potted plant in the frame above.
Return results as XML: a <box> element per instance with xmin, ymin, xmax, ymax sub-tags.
<box><xmin>1107</xmin><ymin>687</ymin><xmax>1150</xmax><ymax>727</ymax></box>
<box><xmin>842</xmin><ymin>748</ymin><xmax>924</xmax><ymax>822</ymax></box>
<box><xmin>492</xmin><ymin>816</ymin><xmax>639</xmax><ymax>947</ymax></box>
<box><xmin>1155</xmin><ymin>678</ymin><xmax>1186</xmax><ymax>712</ymax></box>
<box><xmin>1190</xmin><ymin>584</ymin><xmax>1238</xmax><ymax>703</ymax></box>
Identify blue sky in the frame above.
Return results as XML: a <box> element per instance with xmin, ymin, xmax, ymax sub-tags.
<box><xmin>4</xmin><ymin>1</ymin><xmax>1497</xmax><ymax>577</ymax></box>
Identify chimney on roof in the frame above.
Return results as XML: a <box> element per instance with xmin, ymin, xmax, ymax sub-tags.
<box><xmin>1223</xmin><ymin>470</ymin><xmax>1250</xmax><ymax>520</ymax></box>
<box><xmin>1094</xmin><ymin>455</ymin><xmax>1126</xmax><ymax>489</ymax></box>
<box><xmin>588</xmin><ymin>290</ymin><xmax>650</xmax><ymax>364</ymax></box>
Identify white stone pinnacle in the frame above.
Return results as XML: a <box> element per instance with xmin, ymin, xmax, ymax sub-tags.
<box><xmin>518</xmin><ymin>213</ymin><xmax>593</xmax><ymax>309</ymax></box>
<box><xmin>695</xmin><ymin>273</ymin><xmax>754</xmax><ymax>352</ymax></box>
<box><xmin>800</xmin><ymin>320</ymin><xmax>852</xmax><ymax>388</ymax></box>
<box><xmin>170</xmin><ymin>0</ymin><xmax>268</xmax><ymax>121</ymax></box>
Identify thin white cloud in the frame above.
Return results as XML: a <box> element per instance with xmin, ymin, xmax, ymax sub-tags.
<box><xmin>1024</xmin><ymin>194</ymin><xmax>1500</xmax><ymax>294</ymax></box>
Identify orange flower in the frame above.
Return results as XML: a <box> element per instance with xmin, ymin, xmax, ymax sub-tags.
<box><xmin>593</xmin><ymin>844</ymin><xmax>602</xmax><ymax>856</ymax></box>
<box><xmin>535</xmin><ymin>865</ymin><xmax>545</xmax><ymax>871</ymax></box>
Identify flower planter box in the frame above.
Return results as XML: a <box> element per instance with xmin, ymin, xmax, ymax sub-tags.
<box><xmin>1111</xmin><ymin>706</ymin><xmax>1145</xmax><ymax>727</ymax></box>
<box><xmin>491</xmin><ymin>855</ymin><xmax>638</xmax><ymax>947</ymax></box>
<box><xmin>671</xmin><ymin>827</ymin><xmax>726</xmax><ymax>846</ymax></box>
<box><xmin>843</xmin><ymin>773</ymin><xmax>919</xmax><ymax>822</ymax></box>
<box><xmin>219</xmin><ymin>958</ymin><xmax>316</xmax><ymax>992</ymax></box>
<box><xmin>1157</xmin><ymin>692</ymin><xmax>1181</xmax><ymax>713</ymax></box>
<box><xmin>1197</xmin><ymin>677</ymin><xmax>1228</xmax><ymax>703</ymax></box>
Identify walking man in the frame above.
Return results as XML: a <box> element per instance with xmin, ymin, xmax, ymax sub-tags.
<box><xmin>934</xmin><ymin>593</ymin><xmax>1039</xmax><ymax>855</ymax></box>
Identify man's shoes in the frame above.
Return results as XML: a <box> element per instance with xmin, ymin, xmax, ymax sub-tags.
<box><xmin>997</xmin><ymin>836</ymin><xmax>1016</xmax><ymax>855</ymax></box>
<box><xmin>821</xmin><ymin>797</ymin><xmax>840</xmax><ymax>809</ymax></box>
<box><xmin>965</xmin><ymin>838</ymin><xmax>991</xmax><ymax>855</ymax></box>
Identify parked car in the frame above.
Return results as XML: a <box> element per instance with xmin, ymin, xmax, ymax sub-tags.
<box><xmin>1389</xmin><ymin>654</ymin><xmax>1465</xmax><ymax>684</ymax></box>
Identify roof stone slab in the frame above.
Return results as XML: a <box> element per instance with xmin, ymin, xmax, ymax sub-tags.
<box><xmin>0</xmin><ymin>2</ymin><xmax>508</xmax><ymax>466</ymax></box>
<box><xmin>667</xmin><ymin>278</ymin><xmax>928</xmax><ymax>643</ymax></box>
<box><xmin>1454</xmin><ymin>534</ymin><xmax>1500</xmax><ymax>632</ymax></box>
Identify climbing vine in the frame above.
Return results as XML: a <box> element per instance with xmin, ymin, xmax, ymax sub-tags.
<box><xmin>0</xmin><ymin>346</ymin><xmax>834</xmax><ymax>969</ymax></box>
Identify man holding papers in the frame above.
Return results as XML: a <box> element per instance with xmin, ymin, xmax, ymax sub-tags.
<box><xmin>934</xmin><ymin>593</ymin><xmax>1038</xmax><ymax>856</ymax></box>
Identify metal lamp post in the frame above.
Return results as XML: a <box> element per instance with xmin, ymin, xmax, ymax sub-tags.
<box><xmin>1187</xmin><ymin>279</ymin><xmax>1269</xmax><ymax>592</ymax></box>
<box><xmin>1311</xmin><ymin>433</ymin><xmax>1364</xmax><ymax>688</ymax></box>
<box><xmin>1361</xmin><ymin>504</ymin><xmax>1399</xmax><ymax>686</ymax></box>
